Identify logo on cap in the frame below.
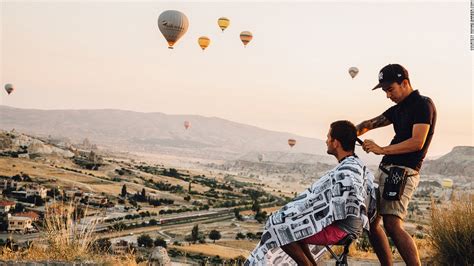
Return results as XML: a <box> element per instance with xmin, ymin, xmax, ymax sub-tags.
<box><xmin>378</xmin><ymin>72</ymin><xmax>383</xmax><ymax>81</ymax></box>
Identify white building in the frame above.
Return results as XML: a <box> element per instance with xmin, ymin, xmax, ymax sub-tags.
<box><xmin>7</xmin><ymin>215</ymin><xmax>33</xmax><ymax>233</ymax></box>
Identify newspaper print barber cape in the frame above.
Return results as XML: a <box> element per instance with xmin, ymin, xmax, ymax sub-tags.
<box><xmin>245</xmin><ymin>155</ymin><xmax>376</xmax><ymax>266</ymax></box>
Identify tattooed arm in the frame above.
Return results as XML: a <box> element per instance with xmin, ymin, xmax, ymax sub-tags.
<box><xmin>356</xmin><ymin>115</ymin><xmax>391</xmax><ymax>136</ymax></box>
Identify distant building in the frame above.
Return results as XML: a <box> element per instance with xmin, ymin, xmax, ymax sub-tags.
<box><xmin>64</xmin><ymin>189</ymin><xmax>83</xmax><ymax>201</ymax></box>
<box><xmin>18</xmin><ymin>153</ymin><xmax>30</xmax><ymax>159</ymax></box>
<box><xmin>25</xmin><ymin>186</ymin><xmax>48</xmax><ymax>199</ymax></box>
<box><xmin>12</xmin><ymin>211</ymin><xmax>40</xmax><ymax>222</ymax></box>
<box><xmin>87</xmin><ymin>195</ymin><xmax>108</xmax><ymax>206</ymax></box>
<box><xmin>7</xmin><ymin>215</ymin><xmax>33</xmax><ymax>233</ymax></box>
<box><xmin>112</xmin><ymin>240</ymin><xmax>135</xmax><ymax>255</ymax></box>
<box><xmin>0</xmin><ymin>179</ymin><xmax>19</xmax><ymax>191</ymax></box>
<box><xmin>0</xmin><ymin>200</ymin><xmax>16</xmax><ymax>213</ymax></box>
<box><xmin>10</xmin><ymin>191</ymin><xmax>27</xmax><ymax>199</ymax></box>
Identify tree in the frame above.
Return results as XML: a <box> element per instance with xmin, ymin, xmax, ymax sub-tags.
<box><xmin>149</xmin><ymin>219</ymin><xmax>158</xmax><ymax>226</ymax></box>
<box><xmin>141</xmin><ymin>188</ymin><xmax>146</xmax><ymax>199</ymax></box>
<box><xmin>14</xmin><ymin>203</ymin><xmax>25</xmax><ymax>213</ymax></box>
<box><xmin>236</xmin><ymin>232</ymin><xmax>246</xmax><ymax>240</ymax></box>
<box><xmin>251</xmin><ymin>200</ymin><xmax>261</xmax><ymax>213</ymax></box>
<box><xmin>169</xmin><ymin>168</ymin><xmax>179</xmax><ymax>178</ymax></box>
<box><xmin>121</xmin><ymin>184</ymin><xmax>127</xmax><ymax>197</ymax></box>
<box><xmin>209</xmin><ymin>230</ymin><xmax>221</xmax><ymax>243</ymax></box>
<box><xmin>191</xmin><ymin>224</ymin><xmax>200</xmax><ymax>244</ymax></box>
<box><xmin>154</xmin><ymin>237</ymin><xmax>167</xmax><ymax>248</ymax></box>
<box><xmin>137</xmin><ymin>234</ymin><xmax>154</xmax><ymax>248</ymax></box>
<box><xmin>233</xmin><ymin>208</ymin><xmax>243</xmax><ymax>221</ymax></box>
<box><xmin>255</xmin><ymin>211</ymin><xmax>267</xmax><ymax>223</ymax></box>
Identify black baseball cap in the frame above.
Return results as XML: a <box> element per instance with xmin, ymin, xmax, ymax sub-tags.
<box><xmin>372</xmin><ymin>64</ymin><xmax>409</xmax><ymax>90</ymax></box>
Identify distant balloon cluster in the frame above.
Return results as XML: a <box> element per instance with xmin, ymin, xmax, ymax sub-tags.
<box><xmin>157</xmin><ymin>10</ymin><xmax>253</xmax><ymax>51</ymax></box>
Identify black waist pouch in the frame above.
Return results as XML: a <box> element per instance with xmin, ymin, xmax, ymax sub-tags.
<box><xmin>381</xmin><ymin>166</ymin><xmax>409</xmax><ymax>201</ymax></box>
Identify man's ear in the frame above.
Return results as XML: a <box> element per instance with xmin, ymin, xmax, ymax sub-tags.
<box><xmin>401</xmin><ymin>79</ymin><xmax>410</xmax><ymax>89</ymax></box>
<box><xmin>334</xmin><ymin>139</ymin><xmax>341</xmax><ymax>149</ymax></box>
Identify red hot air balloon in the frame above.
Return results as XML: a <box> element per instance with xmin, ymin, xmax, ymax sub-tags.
<box><xmin>184</xmin><ymin>121</ymin><xmax>191</xmax><ymax>130</ymax></box>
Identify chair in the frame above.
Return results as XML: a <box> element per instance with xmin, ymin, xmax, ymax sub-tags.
<box><xmin>324</xmin><ymin>233</ymin><xmax>356</xmax><ymax>266</ymax></box>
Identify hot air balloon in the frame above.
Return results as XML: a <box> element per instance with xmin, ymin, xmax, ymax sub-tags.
<box><xmin>288</xmin><ymin>139</ymin><xmax>296</xmax><ymax>148</ymax></box>
<box><xmin>158</xmin><ymin>10</ymin><xmax>189</xmax><ymax>49</ymax></box>
<box><xmin>348</xmin><ymin>67</ymin><xmax>359</xmax><ymax>79</ymax></box>
<box><xmin>257</xmin><ymin>153</ymin><xmax>264</xmax><ymax>162</ymax></box>
<box><xmin>441</xmin><ymin>178</ymin><xmax>453</xmax><ymax>189</ymax></box>
<box><xmin>198</xmin><ymin>36</ymin><xmax>210</xmax><ymax>50</ymax></box>
<box><xmin>240</xmin><ymin>31</ymin><xmax>253</xmax><ymax>47</ymax></box>
<box><xmin>217</xmin><ymin>17</ymin><xmax>230</xmax><ymax>32</ymax></box>
<box><xmin>184</xmin><ymin>121</ymin><xmax>191</xmax><ymax>130</ymax></box>
<box><xmin>4</xmin><ymin>84</ymin><xmax>14</xmax><ymax>95</ymax></box>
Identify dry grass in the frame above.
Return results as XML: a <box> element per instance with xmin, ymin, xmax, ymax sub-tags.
<box><xmin>429</xmin><ymin>194</ymin><xmax>473</xmax><ymax>265</ymax></box>
<box><xmin>0</xmin><ymin>201</ymin><xmax>137</xmax><ymax>265</ymax></box>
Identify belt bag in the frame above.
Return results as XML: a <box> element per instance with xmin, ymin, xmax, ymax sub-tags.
<box><xmin>379</xmin><ymin>165</ymin><xmax>416</xmax><ymax>201</ymax></box>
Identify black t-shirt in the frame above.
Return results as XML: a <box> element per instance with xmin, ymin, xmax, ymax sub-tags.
<box><xmin>381</xmin><ymin>90</ymin><xmax>437</xmax><ymax>171</ymax></box>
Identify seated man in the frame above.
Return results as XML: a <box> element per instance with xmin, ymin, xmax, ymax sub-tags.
<box><xmin>246</xmin><ymin>120</ymin><xmax>376</xmax><ymax>266</ymax></box>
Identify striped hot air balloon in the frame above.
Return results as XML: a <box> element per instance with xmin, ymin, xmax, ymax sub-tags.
<box><xmin>217</xmin><ymin>17</ymin><xmax>230</xmax><ymax>32</ymax></box>
<box><xmin>158</xmin><ymin>10</ymin><xmax>189</xmax><ymax>49</ymax></box>
<box><xmin>198</xmin><ymin>36</ymin><xmax>210</xmax><ymax>50</ymax></box>
<box><xmin>288</xmin><ymin>139</ymin><xmax>296</xmax><ymax>148</ymax></box>
<box><xmin>240</xmin><ymin>31</ymin><xmax>253</xmax><ymax>47</ymax></box>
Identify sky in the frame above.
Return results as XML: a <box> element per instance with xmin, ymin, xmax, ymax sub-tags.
<box><xmin>0</xmin><ymin>0</ymin><xmax>472</xmax><ymax>156</ymax></box>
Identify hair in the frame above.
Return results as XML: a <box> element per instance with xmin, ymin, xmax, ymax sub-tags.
<box><xmin>330</xmin><ymin>120</ymin><xmax>357</xmax><ymax>152</ymax></box>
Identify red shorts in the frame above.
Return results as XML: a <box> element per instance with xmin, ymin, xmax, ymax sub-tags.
<box><xmin>300</xmin><ymin>224</ymin><xmax>347</xmax><ymax>245</ymax></box>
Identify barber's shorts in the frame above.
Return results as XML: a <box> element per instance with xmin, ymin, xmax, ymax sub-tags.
<box><xmin>376</xmin><ymin>164</ymin><xmax>420</xmax><ymax>220</ymax></box>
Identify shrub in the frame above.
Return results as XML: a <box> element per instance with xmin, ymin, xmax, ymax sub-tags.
<box><xmin>429</xmin><ymin>195</ymin><xmax>473</xmax><ymax>265</ymax></box>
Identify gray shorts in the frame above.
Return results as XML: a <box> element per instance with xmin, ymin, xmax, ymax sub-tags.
<box><xmin>376</xmin><ymin>164</ymin><xmax>420</xmax><ymax>220</ymax></box>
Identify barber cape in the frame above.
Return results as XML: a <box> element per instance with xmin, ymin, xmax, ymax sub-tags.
<box><xmin>245</xmin><ymin>155</ymin><xmax>376</xmax><ymax>266</ymax></box>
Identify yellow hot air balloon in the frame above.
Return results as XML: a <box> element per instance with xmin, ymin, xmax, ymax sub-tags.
<box><xmin>184</xmin><ymin>120</ymin><xmax>191</xmax><ymax>130</ymax></box>
<box><xmin>4</xmin><ymin>83</ymin><xmax>14</xmax><ymax>95</ymax></box>
<box><xmin>218</xmin><ymin>17</ymin><xmax>230</xmax><ymax>32</ymax></box>
<box><xmin>198</xmin><ymin>36</ymin><xmax>210</xmax><ymax>50</ymax></box>
<box><xmin>158</xmin><ymin>10</ymin><xmax>189</xmax><ymax>49</ymax></box>
<box><xmin>240</xmin><ymin>31</ymin><xmax>253</xmax><ymax>47</ymax></box>
<box><xmin>288</xmin><ymin>139</ymin><xmax>296</xmax><ymax>148</ymax></box>
<box><xmin>441</xmin><ymin>178</ymin><xmax>453</xmax><ymax>189</ymax></box>
<box><xmin>348</xmin><ymin>67</ymin><xmax>359</xmax><ymax>79</ymax></box>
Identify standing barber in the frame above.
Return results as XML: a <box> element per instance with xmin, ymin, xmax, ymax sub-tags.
<box><xmin>356</xmin><ymin>64</ymin><xmax>436</xmax><ymax>266</ymax></box>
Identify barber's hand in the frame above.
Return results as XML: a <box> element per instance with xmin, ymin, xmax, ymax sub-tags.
<box><xmin>362</xmin><ymin>139</ymin><xmax>385</xmax><ymax>155</ymax></box>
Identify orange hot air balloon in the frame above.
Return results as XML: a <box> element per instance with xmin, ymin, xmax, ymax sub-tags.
<box><xmin>240</xmin><ymin>31</ymin><xmax>253</xmax><ymax>47</ymax></box>
<box><xmin>198</xmin><ymin>36</ymin><xmax>210</xmax><ymax>50</ymax></box>
<box><xmin>184</xmin><ymin>121</ymin><xmax>191</xmax><ymax>130</ymax></box>
<box><xmin>288</xmin><ymin>139</ymin><xmax>296</xmax><ymax>148</ymax></box>
<box><xmin>217</xmin><ymin>17</ymin><xmax>230</xmax><ymax>32</ymax></box>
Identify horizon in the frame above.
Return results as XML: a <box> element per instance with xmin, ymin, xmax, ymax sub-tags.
<box><xmin>1</xmin><ymin>1</ymin><xmax>473</xmax><ymax>157</ymax></box>
<box><xmin>0</xmin><ymin>104</ymin><xmax>470</xmax><ymax>158</ymax></box>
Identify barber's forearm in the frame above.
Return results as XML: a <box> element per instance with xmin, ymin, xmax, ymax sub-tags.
<box><xmin>356</xmin><ymin>115</ymin><xmax>391</xmax><ymax>136</ymax></box>
<box><xmin>382</xmin><ymin>138</ymin><xmax>424</xmax><ymax>155</ymax></box>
